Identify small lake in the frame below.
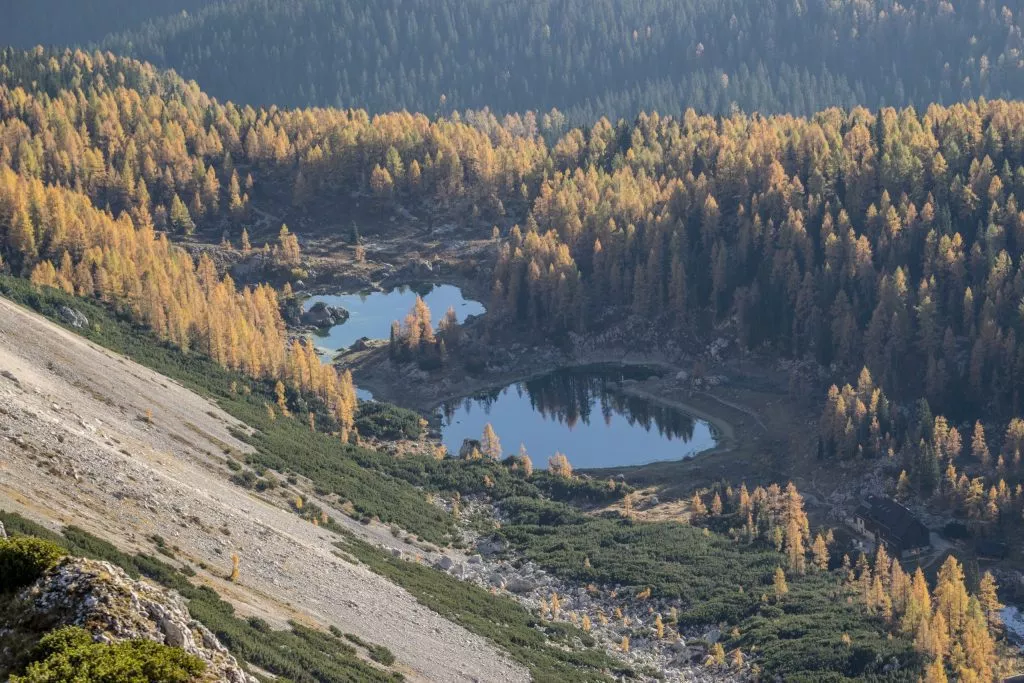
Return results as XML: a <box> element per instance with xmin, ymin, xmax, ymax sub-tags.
<box><xmin>440</xmin><ymin>365</ymin><xmax>718</xmax><ymax>470</ymax></box>
<box><xmin>304</xmin><ymin>284</ymin><xmax>485</xmax><ymax>356</ymax></box>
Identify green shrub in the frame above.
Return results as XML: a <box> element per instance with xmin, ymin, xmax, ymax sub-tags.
<box><xmin>230</xmin><ymin>470</ymin><xmax>258</xmax><ymax>488</ymax></box>
<box><xmin>0</xmin><ymin>537</ymin><xmax>66</xmax><ymax>592</ymax></box>
<box><xmin>12</xmin><ymin>626</ymin><xmax>205</xmax><ymax>683</ymax></box>
<box><xmin>354</xmin><ymin>402</ymin><xmax>423</xmax><ymax>440</ymax></box>
<box><xmin>368</xmin><ymin>644</ymin><xmax>396</xmax><ymax>666</ymax></box>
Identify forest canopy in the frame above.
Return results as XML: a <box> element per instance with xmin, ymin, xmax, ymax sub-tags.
<box><xmin>3</xmin><ymin>0</ymin><xmax>1019</xmax><ymax>122</ymax></box>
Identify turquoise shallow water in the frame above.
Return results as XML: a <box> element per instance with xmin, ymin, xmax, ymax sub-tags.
<box><xmin>306</xmin><ymin>283</ymin><xmax>484</xmax><ymax>400</ymax></box>
<box><xmin>304</xmin><ymin>284</ymin><xmax>485</xmax><ymax>354</ymax></box>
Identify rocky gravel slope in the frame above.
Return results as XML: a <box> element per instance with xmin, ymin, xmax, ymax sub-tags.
<box><xmin>0</xmin><ymin>296</ymin><xmax>527</xmax><ymax>682</ymax></box>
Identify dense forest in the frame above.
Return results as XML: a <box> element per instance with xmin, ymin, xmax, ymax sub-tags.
<box><xmin>0</xmin><ymin>1</ymin><xmax>211</xmax><ymax>49</ymax></box>
<box><xmin>490</xmin><ymin>103</ymin><xmax>1024</xmax><ymax>417</ymax></box>
<box><xmin>0</xmin><ymin>49</ymin><xmax>361</xmax><ymax>440</ymax></box>
<box><xmin>93</xmin><ymin>0</ymin><xmax>1024</xmax><ymax>121</ymax></box>
<box><xmin>10</xmin><ymin>47</ymin><xmax>1024</xmax><ymax>438</ymax></box>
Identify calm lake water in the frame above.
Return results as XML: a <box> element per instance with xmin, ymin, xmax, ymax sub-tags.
<box><xmin>307</xmin><ymin>286</ymin><xmax>714</xmax><ymax>468</ymax></box>
<box><xmin>440</xmin><ymin>365</ymin><xmax>717</xmax><ymax>470</ymax></box>
<box><xmin>305</xmin><ymin>284</ymin><xmax>486</xmax><ymax>355</ymax></box>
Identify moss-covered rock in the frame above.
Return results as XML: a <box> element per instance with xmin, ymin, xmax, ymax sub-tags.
<box><xmin>0</xmin><ymin>557</ymin><xmax>254</xmax><ymax>682</ymax></box>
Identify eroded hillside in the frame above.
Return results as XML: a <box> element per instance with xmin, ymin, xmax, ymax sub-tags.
<box><xmin>0</xmin><ymin>295</ymin><xmax>527</xmax><ymax>682</ymax></box>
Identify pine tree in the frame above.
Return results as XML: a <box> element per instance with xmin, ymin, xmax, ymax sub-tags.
<box><xmin>370</xmin><ymin>165</ymin><xmax>394</xmax><ymax>199</ymax></box>
<box><xmin>170</xmin><ymin>194</ymin><xmax>195</xmax><ymax>235</ymax></box>
<box><xmin>961</xmin><ymin>597</ymin><xmax>996</xmax><ymax>680</ymax></box>
<box><xmin>971</xmin><ymin>421</ymin><xmax>990</xmax><ymax>466</ymax></box>
<box><xmin>773</xmin><ymin>567</ymin><xmax>789</xmax><ymax>598</ymax></box>
<box><xmin>901</xmin><ymin>568</ymin><xmax>933</xmax><ymax>634</ymax></box>
<box><xmin>482</xmin><ymin>423</ymin><xmax>502</xmax><ymax>461</ymax></box>
<box><xmin>548</xmin><ymin>452</ymin><xmax>573</xmax><ymax>477</ymax></box>
<box><xmin>934</xmin><ymin>556</ymin><xmax>970</xmax><ymax>639</ymax></box>
<box><xmin>922</xmin><ymin>656</ymin><xmax>948</xmax><ymax>682</ymax></box>
<box><xmin>976</xmin><ymin>572</ymin><xmax>1002</xmax><ymax>628</ymax></box>
<box><xmin>517</xmin><ymin>444</ymin><xmax>533</xmax><ymax>477</ymax></box>
<box><xmin>784</xmin><ymin>518</ymin><xmax>806</xmax><ymax>574</ymax></box>
<box><xmin>10</xmin><ymin>205</ymin><xmax>37</xmax><ymax>266</ymax></box>
<box><xmin>275</xmin><ymin>380</ymin><xmax>289</xmax><ymax>417</ymax></box>
<box><xmin>896</xmin><ymin>470</ymin><xmax>912</xmax><ymax>500</ymax></box>
<box><xmin>277</xmin><ymin>224</ymin><xmax>301</xmax><ymax>266</ymax></box>
<box><xmin>811</xmin><ymin>534</ymin><xmax>829</xmax><ymax>571</ymax></box>
<box><xmin>691</xmin><ymin>493</ymin><xmax>708</xmax><ymax>520</ymax></box>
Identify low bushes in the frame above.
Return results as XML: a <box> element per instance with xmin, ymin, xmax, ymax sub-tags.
<box><xmin>0</xmin><ymin>537</ymin><xmax>65</xmax><ymax>592</ymax></box>
<box><xmin>355</xmin><ymin>402</ymin><xmax>424</xmax><ymax>440</ymax></box>
<box><xmin>11</xmin><ymin>627</ymin><xmax>205</xmax><ymax>683</ymax></box>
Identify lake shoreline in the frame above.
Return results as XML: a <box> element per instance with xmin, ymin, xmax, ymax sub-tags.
<box><xmin>436</xmin><ymin>364</ymin><xmax>719</xmax><ymax>469</ymax></box>
<box><xmin>299</xmin><ymin>280</ymin><xmax>749</xmax><ymax>472</ymax></box>
<box><xmin>348</xmin><ymin>343</ymin><xmax>740</xmax><ymax>470</ymax></box>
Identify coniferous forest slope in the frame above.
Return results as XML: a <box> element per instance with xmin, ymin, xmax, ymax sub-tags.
<box><xmin>7</xmin><ymin>0</ymin><xmax>1024</xmax><ymax>120</ymax></box>
<box><xmin>91</xmin><ymin>0</ymin><xmax>1024</xmax><ymax>120</ymax></box>
<box><xmin>0</xmin><ymin>1</ymin><xmax>212</xmax><ymax>49</ymax></box>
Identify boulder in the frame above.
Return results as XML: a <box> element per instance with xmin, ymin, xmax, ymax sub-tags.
<box><xmin>476</xmin><ymin>537</ymin><xmax>507</xmax><ymax>556</ymax></box>
<box><xmin>505</xmin><ymin>577</ymin><xmax>538</xmax><ymax>594</ymax></box>
<box><xmin>301</xmin><ymin>301</ymin><xmax>349</xmax><ymax>328</ymax></box>
<box><xmin>487</xmin><ymin>573</ymin><xmax>507</xmax><ymax>589</ymax></box>
<box><xmin>467</xmin><ymin>554</ymin><xmax>483</xmax><ymax>565</ymax></box>
<box><xmin>7</xmin><ymin>558</ymin><xmax>255</xmax><ymax>682</ymax></box>
<box><xmin>58</xmin><ymin>305</ymin><xmax>89</xmax><ymax>329</ymax></box>
<box><xmin>435</xmin><ymin>555</ymin><xmax>455</xmax><ymax>571</ymax></box>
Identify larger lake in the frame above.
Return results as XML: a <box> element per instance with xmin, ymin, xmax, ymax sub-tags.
<box><xmin>305</xmin><ymin>284</ymin><xmax>486</xmax><ymax>355</ymax></box>
<box><xmin>440</xmin><ymin>365</ymin><xmax>718</xmax><ymax>470</ymax></box>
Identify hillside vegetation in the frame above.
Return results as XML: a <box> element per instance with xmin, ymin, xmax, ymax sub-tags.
<box><xmin>0</xmin><ymin>1</ymin><xmax>210</xmax><ymax>49</ymax></box>
<box><xmin>97</xmin><ymin>0</ymin><xmax>1024</xmax><ymax>121</ymax></box>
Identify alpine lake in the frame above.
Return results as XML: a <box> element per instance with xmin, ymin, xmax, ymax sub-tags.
<box><xmin>304</xmin><ymin>284</ymin><xmax>717</xmax><ymax>469</ymax></box>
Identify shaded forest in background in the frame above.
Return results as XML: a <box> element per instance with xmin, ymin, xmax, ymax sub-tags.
<box><xmin>0</xmin><ymin>1</ymin><xmax>212</xmax><ymax>49</ymax></box>
<box><xmin>97</xmin><ymin>0</ymin><xmax>1024</xmax><ymax>120</ymax></box>
<box><xmin>6</xmin><ymin>0</ymin><xmax>1024</xmax><ymax>122</ymax></box>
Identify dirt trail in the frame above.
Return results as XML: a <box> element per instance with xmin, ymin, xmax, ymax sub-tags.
<box><xmin>0</xmin><ymin>296</ymin><xmax>527</xmax><ymax>683</ymax></box>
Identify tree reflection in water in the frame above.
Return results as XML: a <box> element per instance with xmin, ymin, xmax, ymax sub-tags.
<box><xmin>440</xmin><ymin>365</ymin><xmax>709</xmax><ymax>469</ymax></box>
